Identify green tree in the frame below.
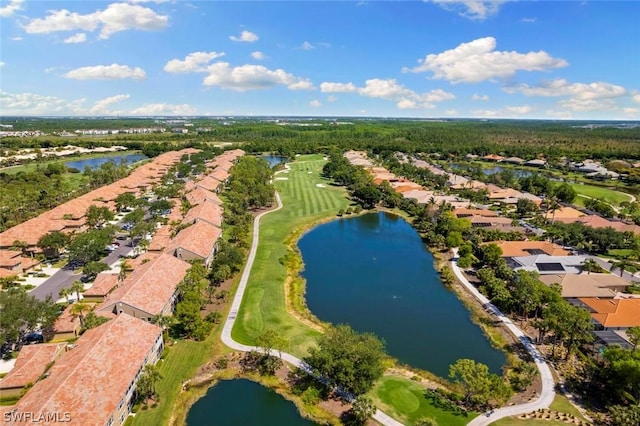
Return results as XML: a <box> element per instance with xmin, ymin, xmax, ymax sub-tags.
<box><xmin>0</xmin><ymin>287</ymin><xmax>58</xmax><ymax>344</ymax></box>
<box><xmin>136</xmin><ymin>364</ymin><xmax>163</xmax><ymax>402</ymax></box>
<box><xmin>81</xmin><ymin>312</ymin><xmax>110</xmax><ymax>331</ymax></box>
<box><xmin>70</xmin><ymin>280</ymin><xmax>85</xmax><ymax>302</ymax></box>
<box><xmin>82</xmin><ymin>261</ymin><xmax>110</xmax><ymax>278</ymax></box>
<box><xmin>115</xmin><ymin>192</ymin><xmax>137</xmax><ymax>212</ymax></box>
<box><xmin>70</xmin><ymin>302</ymin><xmax>91</xmax><ymax>327</ymax></box>
<box><xmin>304</xmin><ymin>324</ymin><xmax>386</xmax><ymax>396</ymax></box>
<box><xmin>85</xmin><ymin>205</ymin><xmax>114</xmax><ymax>229</ymax></box>
<box><xmin>449</xmin><ymin>358</ymin><xmax>493</xmax><ymax>407</ymax></box>
<box><xmin>350</xmin><ymin>395</ymin><xmax>377</xmax><ymax>425</ymax></box>
<box><xmin>37</xmin><ymin>231</ymin><xmax>70</xmax><ymax>258</ymax></box>
<box><xmin>255</xmin><ymin>328</ymin><xmax>287</xmax><ymax>357</ymax></box>
<box><xmin>68</xmin><ymin>229</ymin><xmax>112</xmax><ymax>264</ymax></box>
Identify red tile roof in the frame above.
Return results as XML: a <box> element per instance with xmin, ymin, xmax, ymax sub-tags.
<box><xmin>579</xmin><ymin>298</ymin><xmax>640</xmax><ymax>328</ymax></box>
<box><xmin>52</xmin><ymin>304</ymin><xmax>82</xmax><ymax>334</ymax></box>
<box><xmin>185</xmin><ymin>187</ymin><xmax>222</xmax><ymax>206</ymax></box>
<box><xmin>83</xmin><ymin>273</ymin><xmax>120</xmax><ymax>298</ymax></box>
<box><xmin>195</xmin><ymin>176</ymin><xmax>221</xmax><ymax>192</ymax></box>
<box><xmin>169</xmin><ymin>221</ymin><xmax>221</xmax><ymax>260</ymax></box>
<box><xmin>0</xmin><ymin>343</ymin><xmax>65</xmax><ymax>391</ymax></box>
<box><xmin>9</xmin><ymin>315</ymin><xmax>161</xmax><ymax>425</ymax></box>
<box><xmin>98</xmin><ymin>253</ymin><xmax>190</xmax><ymax>316</ymax></box>
<box><xmin>182</xmin><ymin>200</ymin><xmax>223</xmax><ymax>228</ymax></box>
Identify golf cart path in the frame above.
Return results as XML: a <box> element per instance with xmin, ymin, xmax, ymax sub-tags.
<box><xmin>450</xmin><ymin>260</ymin><xmax>556</xmax><ymax>425</ymax></box>
<box><xmin>221</xmin><ymin>182</ymin><xmax>403</xmax><ymax>426</ymax></box>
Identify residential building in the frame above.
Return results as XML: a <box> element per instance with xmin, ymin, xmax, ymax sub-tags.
<box><xmin>82</xmin><ymin>273</ymin><xmax>120</xmax><ymax>302</ymax></box>
<box><xmin>167</xmin><ymin>221</ymin><xmax>222</xmax><ymax>266</ymax></box>
<box><xmin>5</xmin><ymin>315</ymin><xmax>163</xmax><ymax>426</ymax></box>
<box><xmin>487</xmin><ymin>240</ymin><xmax>569</xmax><ymax>258</ymax></box>
<box><xmin>538</xmin><ymin>273</ymin><xmax>628</xmax><ymax>299</ymax></box>
<box><xmin>509</xmin><ymin>255</ymin><xmax>587</xmax><ymax>275</ymax></box>
<box><xmin>577</xmin><ymin>298</ymin><xmax>640</xmax><ymax>331</ymax></box>
<box><xmin>0</xmin><ymin>343</ymin><xmax>66</xmax><ymax>398</ymax></box>
<box><xmin>98</xmin><ymin>253</ymin><xmax>190</xmax><ymax>321</ymax></box>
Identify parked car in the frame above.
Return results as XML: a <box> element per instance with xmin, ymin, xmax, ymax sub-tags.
<box><xmin>23</xmin><ymin>333</ymin><xmax>44</xmax><ymax>345</ymax></box>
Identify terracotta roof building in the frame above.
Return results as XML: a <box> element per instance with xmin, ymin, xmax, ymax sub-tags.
<box><xmin>182</xmin><ymin>200</ymin><xmax>223</xmax><ymax>228</ymax></box>
<box><xmin>0</xmin><ymin>343</ymin><xmax>66</xmax><ymax>398</ymax></box>
<box><xmin>185</xmin><ymin>187</ymin><xmax>222</xmax><ymax>207</ymax></box>
<box><xmin>98</xmin><ymin>253</ymin><xmax>190</xmax><ymax>320</ymax></box>
<box><xmin>168</xmin><ymin>221</ymin><xmax>222</xmax><ymax>266</ymax></box>
<box><xmin>487</xmin><ymin>240</ymin><xmax>570</xmax><ymax>258</ymax></box>
<box><xmin>578</xmin><ymin>298</ymin><xmax>640</xmax><ymax>330</ymax></box>
<box><xmin>52</xmin><ymin>304</ymin><xmax>83</xmax><ymax>341</ymax></box>
<box><xmin>7</xmin><ymin>315</ymin><xmax>163</xmax><ymax>426</ymax></box>
<box><xmin>83</xmin><ymin>273</ymin><xmax>120</xmax><ymax>302</ymax></box>
<box><xmin>195</xmin><ymin>176</ymin><xmax>222</xmax><ymax>193</ymax></box>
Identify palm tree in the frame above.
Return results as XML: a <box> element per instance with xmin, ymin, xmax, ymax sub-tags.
<box><xmin>137</xmin><ymin>364</ymin><xmax>163</xmax><ymax>402</ymax></box>
<box><xmin>70</xmin><ymin>302</ymin><xmax>91</xmax><ymax>327</ymax></box>
<box><xmin>70</xmin><ymin>281</ymin><xmax>85</xmax><ymax>302</ymax></box>
<box><xmin>546</xmin><ymin>196</ymin><xmax>561</xmax><ymax>225</ymax></box>
<box><xmin>581</xmin><ymin>258</ymin><xmax>601</xmax><ymax>274</ymax></box>
<box><xmin>151</xmin><ymin>315</ymin><xmax>174</xmax><ymax>340</ymax></box>
<box><xmin>118</xmin><ymin>259</ymin><xmax>131</xmax><ymax>282</ymax></box>
<box><xmin>59</xmin><ymin>287</ymin><xmax>73</xmax><ymax>304</ymax></box>
<box><xmin>611</xmin><ymin>260</ymin><xmax>634</xmax><ymax>277</ymax></box>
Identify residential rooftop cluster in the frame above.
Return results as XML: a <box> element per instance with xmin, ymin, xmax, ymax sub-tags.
<box><xmin>0</xmin><ymin>149</ymin><xmax>245</xmax><ymax>425</ymax></box>
<box><xmin>344</xmin><ymin>150</ymin><xmax>640</xmax><ymax>349</ymax></box>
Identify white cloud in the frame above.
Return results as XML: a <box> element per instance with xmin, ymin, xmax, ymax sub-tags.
<box><xmin>623</xmin><ymin>107</ymin><xmax>639</xmax><ymax>116</ymax></box>
<box><xmin>89</xmin><ymin>94</ymin><xmax>130</xmax><ymax>114</ymax></box>
<box><xmin>429</xmin><ymin>0</ymin><xmax>507</xmax><ymax>20</ymax></box>
<box><xmin>632</xmin><ymin>94</ymin><xmax>640</xmax><ymax>104</ymax></box>
<box><xmin>64</xmin><ymin>33</ymin><xmax>87</xmax><ymax>44</ymax></box>
<box><xmin>164</xmin><ymin>51</ymin><xmax>225</xmax><ymax>73</ymax></box>
<box><xmin>127</xmin><ymin>0</ymin><xmax>170</xmax><ymax>3</ymax></box>
<box><xmin>472</xmin><ymin>94</ymin><xmax>489</xmax><ymax>101</ymax></box>
<box><xmin>11</xmin><ymin>36</ymin><xmax>22</xmax><ymax>41</ymax></box>
<box><xmin>358</xmin><ymin>79</ymin><xmax>455</xmax><ymax>109</ymax></box>
<box><xmin>229</xmin><ymin>30</ymin><xmax>258</xmax><ymax>42</ymax></box>
<box><xmin>470</xmin><ymin>109</ymin><xmax>501</xmax><ymax>117</ymax></box>
<box><xmin>0</xmin><ymin>91</ymin><xmax>86</xmax><ymax>115</ymax></box>
<box><xmin>301</xmin><ymin>41</ymin><xmax>315</xmax><ymax>50</ymax></box>
<box><xmin>24</xmin><ymin>2</ymin><xmax>169</xmax><ymax>40</ymax></box>
<box><xmin>129</xmin><ymin>103</ymin><xmax>197</xmax><ymax>115</ymax></box>
<box><xmin>320</xmin><ymin>82</ymin><xmax>358</xmax><ymax>93</ymax></box>
<box><xmin>63</xmin><ymin>64</ymin><xmax>146</xmax><ymax>80</ymax></box>
<box><xmin>403</xmin><ymin>37</ymin><xmax>568</xmax><ymax>83</ymax></box>
<box><xmin>505</xmin><ymin>105</ymin><xmax>532</xmax><ymax>114</ymax></box>
<box><xmin>546</xmin><ymin>109</ymin><xmax>573</xmax><ymax>120</ymax></box>
<box><xmin>521</xmin><ymin>17</ymin><xmax>537</xmax><ymax>23</ymax></box>
<box><xmin>0</xmin><ymin>0</ymin><xmax>23</xmax><ymax>18</ymax></box>
<box><xmin>0</xmin><ymin>61</ymin><xmax>5</xmax><ymax>68</ymax></box>
<box><xmin>504</xmin><ymin>79</ymin><xmax>626</xmax><ymax>100</ymax></box>
<box><xmin>559</xmin><ymin>98</ymin><xmax>618</xmax><ymax>112</ymax></box>
<box><xmin>309</xmin><ymin>100</ymin><xmax>321</xmax><ymax>108</ymax></box>
<box><xmin>251</xmin><ymin>51</ymin><xmax>265</xmax><ymax>60</ymax></box>
<box><xmin>203</xmin><ymin>62</ymin><xmax>313</xmax><ymax>91</ymax></box>
<box><xmin>444</xmin><ymin>109</ymin><xmax>458</xmax><ymax>115</ymax></box>
<box><xmin>327</xmin><ymin>95</ymin><xmax>337</xmax><ymax>102</ymax></box>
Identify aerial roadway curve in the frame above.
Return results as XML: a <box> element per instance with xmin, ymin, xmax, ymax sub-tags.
<box><xmin>450</xmin><ymin>259</ymin><xmax>556</xmax><ymax>425</ymax></box>
<box><xmin>221</xmin><ymin>189</ymin><xmax>404</xmax><ymax>426</ymax></box>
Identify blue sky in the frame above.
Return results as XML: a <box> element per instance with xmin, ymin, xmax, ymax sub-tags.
<box><xmin>1</xmin><ymin>0</ymin><xmax>639</xmax><ymax>119</ymax></box>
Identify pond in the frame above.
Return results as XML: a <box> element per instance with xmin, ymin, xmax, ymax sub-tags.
<box><xmin>65</xmin><ymin>153</ymin><xmax>146</xmax><ymax>170</ymax></box>
<box><xmin>186</xmin><ymin>379</ymin><xmax>318</xmax><ymax>426</ymax></box>
<box><xmin>259</xmin><ymin>154</ymin><xmax>288</xmax><ymax>168</ymax></box>
<box><xmin>299</xmin><ymin>212</ymin><xmax>506</xmax><ymax>377</ymax></box>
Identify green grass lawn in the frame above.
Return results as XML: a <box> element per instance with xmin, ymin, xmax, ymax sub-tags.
<box><xmin>231</xmin><ymin>154</ymin><xmax>350</xmax><ymax>358</ymax></box>
<box><xmin>370</xmin><ymin>376</ymin><xmax>478</xmax><ymax>426</ymax></box>
<box><xmin>492</xmin><ymin>394</ymin><xmax>588</xmax><ymax>426</ymax></box>
<box><xmin>570</xmin><ymin>183</ymin><xmax>632</xmax><ymax>206</ymax></box>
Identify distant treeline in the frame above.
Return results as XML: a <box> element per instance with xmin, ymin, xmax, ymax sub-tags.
<box><xmin>2</xmin><ymin>119</ymin><xmax>639</xmax><ymax>160</ymax></box>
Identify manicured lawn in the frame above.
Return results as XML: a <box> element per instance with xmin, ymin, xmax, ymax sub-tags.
<box><xmin>370</xmin><ymin>376</ymin><xmax>478</xmax><ymax>426</ymax></box>
<box><xmin>131</xmin><ymin>338</ymin><xmax>214</xmax><ymax>426</ymax></box>
<box><xmin>570</xmin><ymin>183</ymin><xmax>632</xmax><ymax>206</ymax></box>
<box><xmin>607</xmin><ymin>249</ymin><xmax>633</xmax><ymax>259</ymax></box>
<box><xmin>232</xmin><ymin>154</ymin><xmax>351</xmax><ymax>358</ymax></box>
<box><xmin>492</xmin><ymin>394</ymin><xmax>588</xmax><ymax>426</ymax></box>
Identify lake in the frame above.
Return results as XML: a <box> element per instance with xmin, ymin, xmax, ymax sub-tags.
<box><xmin>451</xmin><ymin>164</ymin><xmax>533</xmax><ymax>178</ymax></box>
<box><xmin>259</xmin><ymin>154</ymin><xmax>288</xmax><ymax>168</ymax></box>
<box><xmin>299</xmin><ymin>212</ymin><xmax>506</xmax><ymax>377</ymax></box>
<box><xmin>186</xmin><ymin>379</ymin><xmax>317</xmax><ymax>426</ymax></box>
<box><xmin>65</xmin><ymin>153</ymin><xmax>146</xmax><ymax>170</ymax></box>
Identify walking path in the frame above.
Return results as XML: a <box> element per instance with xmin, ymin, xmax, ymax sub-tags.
<box><xmin>221</xmin><ymin>189</ymin><xmax>403</xmax><ymax>426</ymax></box>
<box><xmin>450</xmin><ymin>260</ymin><xmax>556</xmax><ymax>425</ymax></box>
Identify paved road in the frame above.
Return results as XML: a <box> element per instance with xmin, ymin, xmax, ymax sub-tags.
<box><xmin>30</xmin><ymin>239</ymin><xmax>132</xmax><ymax>301</ymax></box>
<box><xmin>450</xmin><ymin>261</ymin><xmax>556</xmax><ymax>425</ymax></box>
<box><xmin>221</xmin><ymin>189</ymin><xmax>404</xmax><ymax>426</ymax></box>
<box><xmin>588</xmin><ymin>255</ymin><xmax>640</xmax><ymax>283</ymax></box>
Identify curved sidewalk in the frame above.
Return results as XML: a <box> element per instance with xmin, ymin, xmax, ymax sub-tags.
<box><xmin>450</xmin><ymin>260</ymin><xmax>556</xmax><ymax>425</ymax></box>
<box><xmin>221</xmin><ymin>189</ymin><xmax>403</xmax><ymax>426</ymax></box>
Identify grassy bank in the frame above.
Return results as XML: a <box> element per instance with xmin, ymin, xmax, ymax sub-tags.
<box><xmin>492</xmin><ymin>394</ymin><xmax>589</xmax><ymax>425</ymax></box>
<box><xmin>370</xmin><ymin>375</ymin><xmax>479</xmax><ymax>425</ymax></box>
<box><xmin>231</xmin><ymin>154</ymin><xmax>350</xmax><ymax>358</ymax></box>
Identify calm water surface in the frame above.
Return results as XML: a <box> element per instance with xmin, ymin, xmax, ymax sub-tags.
<box><xmin>65</xmin><ymin>153</ymin><xmax>146</xmax><ymax>170</ymax></box>
<box><xmin>259</xmin><ymin>154</ymin><xmax>288</xmax><ymax>168</ymax></box>
<box><xmin>186</xmin><ymin>379</ymin><xmax>317</xmax><ymax>426</ymax></box>
<box><xmin>299</xmin><ymin>212</ymin><xmax>506</xmax><ymax>377</ymax></box>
